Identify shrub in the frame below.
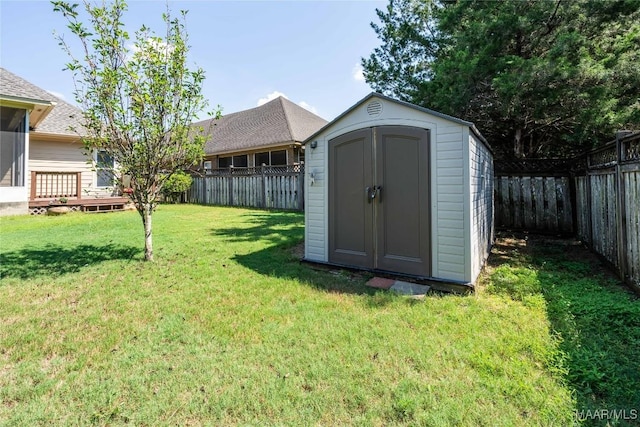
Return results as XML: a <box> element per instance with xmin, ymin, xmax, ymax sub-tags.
<box><xmin>162</xmin><ymin>171</ymin><xmax>192</xmax><ymax>203</ymax></box>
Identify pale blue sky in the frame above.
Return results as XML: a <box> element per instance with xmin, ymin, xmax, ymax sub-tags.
<box><xmin>0</xmin><ymin>0</ymin><xmax>386</xmax><ymax>121</ymax></box>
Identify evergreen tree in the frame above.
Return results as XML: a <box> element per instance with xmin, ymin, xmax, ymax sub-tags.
<box><xmin>363</xmin><ymin>0</ymin><xmax>640</xmax><ymax>158</ymax></box>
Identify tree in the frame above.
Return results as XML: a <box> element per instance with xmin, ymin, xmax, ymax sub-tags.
<box><xmin>363</xmin><ymin>0</ymin><xmax>640</xmax><ymax>158</ymax></box>
<box><xmin>53</xmin><ymin>0</ymin><xmax>214</xmax><ymax>261</ymax></box>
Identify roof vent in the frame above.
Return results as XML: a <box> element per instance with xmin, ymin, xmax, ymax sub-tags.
<box><xmin>366</xmin><ymin>100</ymin><xmax>383</xmax><ymax>116</ymax></box>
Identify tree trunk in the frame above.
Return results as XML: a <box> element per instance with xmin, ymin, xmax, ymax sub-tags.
<box><xmin>141</xmin><ymin>204</ymin><xmax>153</xmax><ymax>261</ymax></box>
<box><xmin>514</xmin><ymin>128</ymin><xmax>524</xmax><ymax>158</ymax></box>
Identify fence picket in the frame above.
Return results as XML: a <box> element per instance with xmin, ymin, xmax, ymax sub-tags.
<box><xmin>189</xmin><ymin>167</ymin><xmax>304</xmax><ymax>211</ymax></box>
<box><xmin>494</xmin><ymin>132</ymin><xmax>639</xmax><ymax>291</ymax></box>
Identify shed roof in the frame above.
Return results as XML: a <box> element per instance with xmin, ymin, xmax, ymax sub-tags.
<box><xmin>0</xmin><ymin>67</ymin><xmax>83</xmax><ymax>136</ymax></box>
<box><xmin>304</xmin><ymin>92</ymin><xmax>490</xmax><ymax>149</ymax></box>
<box><xmin>193</xmin><ymin>96</ymin><xmax>328</xmax><ymax>155</ymax></box>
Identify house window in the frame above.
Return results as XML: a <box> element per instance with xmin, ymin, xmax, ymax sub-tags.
<box><xmin>270</xmin><ymin>150</ymin><xmax>287</xmax><ymax>166</ymax></box>
<box><xmin>96</xmin><ymin>150</ymin><xmax>115</xmax><ymax>187</ymax></box>
<box><xmin>218</xmin><ymin>155</ymin><xmax>248</xmax><ymax>168</ymax></box>
<box><xmin>255</xmin><ymin>152</ymin><xmax>269</xmax><ymax>166</ymax></box>
<box><xmin>218</xmin><ymin>156</ymin><xmax>231</xmax><ymax>168</ymax></box>
<box><xmin>233</xmin><ymin>155</ymin><xmax>248</xmax><ymax>167</ymax></box>
<box><xmin>0</xmin><ymin>106</ymin><xmax>26</xmax><ymax>187</ymax></box>
<box><xmin>254</xmin><ymin>150</ymin><xmax>287</xmax><ymax>166</ymax></box>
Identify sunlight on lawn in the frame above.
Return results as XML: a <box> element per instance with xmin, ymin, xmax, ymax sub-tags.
<box><xmin>1</xmin><ymin>205</ymin><xmax>637</xmax><ymax>425</ymax></box>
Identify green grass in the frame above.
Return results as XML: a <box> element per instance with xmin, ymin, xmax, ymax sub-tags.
<box><xmin>486</xmin><ymin>236</ymin><xmax>640</xmax><ymax>426</ymax></box>
<box><xmin>0</xmin><ymin>205</ymin><xmax>637</xmax><ymax>425</ymax></box>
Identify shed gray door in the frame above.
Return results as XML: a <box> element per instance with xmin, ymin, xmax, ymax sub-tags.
<box><xmin>329</xmin><ymin>126</ymin><xmax>431</xmax><ymax>276</ymax></box>
<box><xmin>328</xmin><ymin>128</ymin><xmax>374</xmax><ymax>268</ymax></box>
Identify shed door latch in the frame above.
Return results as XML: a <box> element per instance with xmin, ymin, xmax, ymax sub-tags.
<box><xmin>366</xmin><ymin>186</ymin><xmax>382</xmax><ymax>202</ymax></box>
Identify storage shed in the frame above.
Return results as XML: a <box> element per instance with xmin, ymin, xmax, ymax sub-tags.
<box><xmin>303</xmin><ymin>93</ymin><xmax>494</xmax><ymax>290</ymax></box>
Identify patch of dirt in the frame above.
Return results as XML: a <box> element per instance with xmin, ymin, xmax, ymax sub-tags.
<box><xmin>290</xmin><ymin>241</ymin><xmax>304</xmax><ymax>260</ymax></box>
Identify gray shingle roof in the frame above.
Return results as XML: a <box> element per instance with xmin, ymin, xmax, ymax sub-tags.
<box><xmin>0</xmin><ymin>67</ymin><xmax>84</xmax><ymax>136</ymax></box>
<box><xmin>36</xmin><ymin>98</ymin><xmax>85</xmax><ymax>136</ymax></box>
<box><xmin>193</xmin><ymin>96</ymin><xmax>327</xmax><ymax>155</ymax></box>
<box><xmin>0</xmin><ymin>67</ymin><xmax>57</xmax><ymax>103</ymax></box>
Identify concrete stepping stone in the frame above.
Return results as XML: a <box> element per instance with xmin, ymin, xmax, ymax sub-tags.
<box><xmin>366</xmin><ymin>277</ymin><xmax>431</xmax><ymax>298</ymax></box>
<box><xmin>390</xmin><ymin>280</ymin><xmax>431</xmax><ymax>297</ymax></box>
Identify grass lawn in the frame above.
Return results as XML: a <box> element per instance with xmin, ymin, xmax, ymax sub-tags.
<box><xmin>0</xmin><ymin>204</ymin><xmax>638</xmax><ymax>426</ymax></box>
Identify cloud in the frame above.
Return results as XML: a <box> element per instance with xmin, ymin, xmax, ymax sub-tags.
<box><xmin>352</xmin><ymin>63</ymin><xmax>365</xmax><ymax>82</ymax></box>
<box><xmin>257</xmin><ymin>91</ymin><xmax>319</xmax><ymax>115</ymax></box>
<box><xmin>129</xmin><ymin>38</ymin><xmax>174</xmax><ymax>61</ymax></box>
<box><xmin>46</xmin><ymin>90</ymin><xmax>66</xmax><ymax>100</ymax></box>
<box><xmin>298</xmin><ymin>101</ymin><xmax>319</xmax><ymax>115</ymax></box>
<box><xmin>257</xmin><ymin>91</ymin><xmax>288</xmax><ymax>106</ymax></box>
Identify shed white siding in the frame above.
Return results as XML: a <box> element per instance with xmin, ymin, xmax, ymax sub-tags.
<box><xmin>469</xmin><ymin>133</ymin><xmax>494</xmax><ymax>281</ymax></box>
<box><xmin>304</xmin><ymin>93</ymin><xmax>492</xmax><ymax>286</ymax></box>
<box><xmin>434</xmin><ymin>125</ymin><xmax>466</xmax><ymax>281</ymax></box>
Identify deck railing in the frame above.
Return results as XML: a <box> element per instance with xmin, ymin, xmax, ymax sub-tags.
<box><xmin>30</xmin><ymin>171</ymin><xmax>82</xmax><ymax>200</ymax></box>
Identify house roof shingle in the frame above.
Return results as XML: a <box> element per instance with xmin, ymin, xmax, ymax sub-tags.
<box><xmin>35</xmin><ymin>98</ymin><xmax>85</xmax><ymax>136</ymax></box>
<box><xmin>193</xmin><ymin>96</ymin><xmax>328</xmax><ymax>155</ymax></box>
<box><xmin>0</xmin><ymin>67</ymin><xmax>84</xmax><ymax>137</ymax></box>
<box><xmin>0</xmin><ymin>67</ymin><xmax>58</xmax><ymax>103</ymax></box>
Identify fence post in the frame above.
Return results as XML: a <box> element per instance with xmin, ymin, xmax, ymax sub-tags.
<box><xmin>585</xmin><ymin>160</ymin><xmax>593</xmax><ymax>248</ymax></box>
<box><xmin>297</xmin><ymin>169</ymin><xmax>304</xmax><ymax>211</ymax></box>
<box><xmin>76</xmin><ymin>172</ymin><xmax>82</xmax><ymax>199</ymax></box>
<box><xmin>569</xmin><ymin>170</ymin><xmax>578</xmax><ymax>234</ymax></box>
<box><xmin>261</xmin><ymin>164</ymin><xmax>267</xmax><ymax>208</ymax></box>
<box><xmin>616</xmin><ymin>135</ymin><xmax>628</xmax><ymax>281</ymax></box>
<box><xmin>30</xmin><ymin>171</ymin><xmax>37</xmax><ymax>200</ymax></box>
<box><xmin>228</xmin><ymin>166</ymin><xmax>234</xmax><ymax>206</ymax></box>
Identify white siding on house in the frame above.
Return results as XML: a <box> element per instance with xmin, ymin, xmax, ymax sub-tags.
<box><xmin>469</xmin><ymin>133</ymin><xmax>494</xmax><ymax>281</ymax></box>
<box><xmin>28</xmin><ymin>138</ymin><xmax>114</xmax><ymax>198</ymax></box>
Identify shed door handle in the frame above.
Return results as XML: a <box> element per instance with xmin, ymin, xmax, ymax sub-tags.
<box><xmin>374</xmin><ymin>186</ymin><xmax>382</xmax><ymax>201</ymax></box>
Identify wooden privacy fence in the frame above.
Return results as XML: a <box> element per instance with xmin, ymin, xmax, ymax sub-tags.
<box><xmin>186</xmin><ymin>165</ymin><xmax>304</xmax><ymax>211</ymax></box>
<box><xmin>495</xmin><ymin>175</ymin><xmax>573</xmax><ymax>233</ymax></box>
<box><xmin>495</xmin><ymin>132</ymin><xmax>640</xmax><ymax>291</ymax></box>
<box><xmin>575</xmin><ymin>132</ymin><xmax>640</xmax><ymax>290</ymax></box>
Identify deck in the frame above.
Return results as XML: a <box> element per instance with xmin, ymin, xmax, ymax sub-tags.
<box><xmin>29</xmin><ymin>197</ymin><xmax>132</xmax><ymax>215</ymax></box>
<box><xmin>28</xmin><ymin>170</ymin><xmax>132</xmax><ymax>214</ymax></box>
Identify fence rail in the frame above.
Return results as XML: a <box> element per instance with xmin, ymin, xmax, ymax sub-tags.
<box><xmin>186</xmin><ymin>166</ymin><xmax>304</xmax><ymax>211</ymax></box>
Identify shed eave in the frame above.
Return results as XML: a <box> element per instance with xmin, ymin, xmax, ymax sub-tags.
<box><xmin>304</xmin><ymin>92</ymin><xmax>485</xmax><ymax>144</ymax></box>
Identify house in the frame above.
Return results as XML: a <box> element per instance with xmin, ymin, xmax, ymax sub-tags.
<box><xmin>303</xmin><ymin>93</ymin><xmax>494</xmax><ymax>291</ymax></box>
<box><xmin>0</xmin><ymin>68</ymin><xmax>124</xmax><ymax>216</ymax></box>
<box><xmin>192</xmin><ymin>96</ymin><xmax>327</xmax><ymax>171</ymax></box>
